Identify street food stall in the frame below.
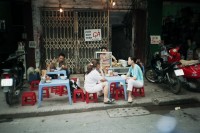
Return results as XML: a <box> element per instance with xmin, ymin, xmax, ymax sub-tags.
<box><xmin>94</xmin><ymin>51</ymin><xmax>129</xmax><ymax>75</ymax></box>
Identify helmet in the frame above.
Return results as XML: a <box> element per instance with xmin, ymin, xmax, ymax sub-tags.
<box><xmin>169</xmin><ymin>47</ymin><xmax>179</xmax><ymax>56</ymax></box>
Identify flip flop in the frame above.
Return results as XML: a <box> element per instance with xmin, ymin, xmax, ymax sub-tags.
<box><xmin>128</xmin><ymin>97</ymin><xmax>133</xmax><ymax>103</ymax></box>
<box><xmin>104</xmin><ymin>99</ymin><xmax>115</xmax><ymax>104</ymax></box>
<box><xmin>110</xmin><ymin>98</ymin><xmax>115</xmax><ymax>102</ymax></box>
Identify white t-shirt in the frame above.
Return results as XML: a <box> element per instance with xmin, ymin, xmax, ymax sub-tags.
<box><xmin>84</xmin><ymin>69</ymin><xmax>102</xmax><ymax>90</ymax></box>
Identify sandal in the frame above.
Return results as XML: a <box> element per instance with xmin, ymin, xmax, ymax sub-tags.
<box><xmin>128</xmin><ymin>97</ymin><xmax>133</xmax><ymax>103</ymax></box>
<box><xmin>104</xmin><ymin>99</ymin><xmax>115</xmax><ymax>104</ymax></box>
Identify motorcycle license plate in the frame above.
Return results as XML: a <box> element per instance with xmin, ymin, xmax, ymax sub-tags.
<box><xmin>1</xmin><ymin>79</ymin><xmax>13</xmax><ymax>87</ymax></box>
<box><xmin>174</xmin><ymin>69</ymin><xmax>184</xmax><ymax>76</ymax></box>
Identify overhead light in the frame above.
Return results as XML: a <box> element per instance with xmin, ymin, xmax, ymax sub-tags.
<box><xmin>59</xmin><ymin>7</ymin><xmax>63</xmax><ymax>12</ymax></box>
<box><xmin>59</xmin><ymin>0</ymin><xmax>63</xmax><ymax>13</ymax></box>
<box><xmin>112</xmin><ymin>0</ymin><xmax>116</xmax><ymax>6</ymax></box>
<box><xmin>110</xmin><ymin>0</ymin><xmax>116</xmax><ymax>7</ymax></box>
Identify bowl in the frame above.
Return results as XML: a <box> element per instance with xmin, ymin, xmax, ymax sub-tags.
<box><xmin>121</xmin><ymin>63</ymin><xmax>127</xmax><ymax>67</ymax></box>
<box><xmin>60</xmin><ymin>76</ymin><xmax>67</xmax><ymax>80</ymax></box>
<box><xmin>113</xmin><ymin>72</ymin><xmax>118</xmax><ymax>76</ymax></box>
<box><xmin>56</xmin><ymin>67</ymin><xmax>61</xmax><ymax>71</ymax></box>
<box><xmin>121</xmin><ymin>75</ymin><xmax>127</xmax><ymax>79</ymax></box>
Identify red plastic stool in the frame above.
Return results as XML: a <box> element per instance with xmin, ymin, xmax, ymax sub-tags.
<box><xmin>21</xmin><ymin>91</ymin><xmax>37</xmax><ymax>106</ymax></box>
<box><xmin>42</xmin><ymin>87</ymin><xmax>50</xmax><ymax>98</ymax></box>
<box><xmin>71</xmin><ymin>78</ymin><xmax>77</xmax><ymax>82</ymax></box>
<box><xmin>114</xmin><ymin>87</ymin><xmax>124</xmax><ymax>100</ymax></box>
<box><xmin>132</xmin><ymin>86</ymin><xmax>145</xmax><ymax>97</ymax></box>
<box><xmin>30</xmin><ymin>80</ymin><xmax>40</xmax><ymax>91</ymax></box>
<box><xmin>55</xmin><ymin>86</ymin><xmax>67</xmax><ymax>96</ymax></box>
<box><xmin>50</xmin><ymin>87</ymin><xmax>57</xmax><ymax>93</ymax></box>
<box><xmin>85</xmin><ymin>92</ymin><xmax>98</xmax><ymax>104</ymax></box>
<box><xmin>110</xmin><ymin>82</ymin><xmax>117</xmax><ymax>98</ymax></box>
<box><xmin>73</xmin><ymin>89</ymin><xmax>85</xmax><ymax>103</ymax></box>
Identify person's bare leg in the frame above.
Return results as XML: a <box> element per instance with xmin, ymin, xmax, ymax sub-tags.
<box><xmin>128</xmin><ymin>91</ymin><xmax>133</xmax><ymax>103</ymax></box>
<box><xmin>103</xmin><ymin>85</ymin><xmax>109</xmax><ymax>102</ymax></box>
<box><xmin>97</xmin><ymin>90</ymin><xmax>103</xmax><ymax>97</ymax></box>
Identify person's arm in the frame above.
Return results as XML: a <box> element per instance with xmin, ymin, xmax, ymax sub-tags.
<box><xmin>126</xmin><ymin>67</ymin><xmax>131</xmax><ymax>77</ymax></box>
<box><xmin>61</xmin><ymin>60</ymin><xmax>68</xmax><ymax>70</ymax></box>
<box><xmin>50</xmin><ymin>62</ymin><xmax>56</xmax><ymax>69</ymax></box>
<box><xmin>111</xmin><ymin>55</ymin><xmax>117</xmax><ymax>62</ymax></box>
<box><xmin>94</xmin><ymin>69</ymin><xmax>107</xmax><ymax>82</ymax></box>
<box><xmin>132</xmin><ymin>65</ymin><xmax>141</xmax><ymax>80</ymax></box>
<box><xmin>61</xmin><ymin>64</ymin><xmax>67</xmax><ymax>70</ymax></box>
<box><xmin>50</xmin><ymin>58</ymin><xmax>58</xmax><ymax>69</ymax></box>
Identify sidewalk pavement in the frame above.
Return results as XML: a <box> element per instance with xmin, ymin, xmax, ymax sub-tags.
<box><xmin>0</xmin><ymin>74</ymin><xmax>199</xmax><ymax>119</ymax></box>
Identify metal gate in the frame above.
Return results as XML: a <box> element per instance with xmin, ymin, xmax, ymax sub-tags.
<box><xmin>40</xmin><ymin>8</ymin><xmax>109</xmax><ymax>73</ymax></box>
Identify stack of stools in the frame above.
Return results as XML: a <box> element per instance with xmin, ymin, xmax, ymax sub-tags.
<box><xmin>30</xmin><ymin>80</ymin><xmax>40</xmax><ymax>91</ymax></box>
<box><xmin>42</xmin><ymin>87</ymin><xmax>50</xmax><ymax>98</ymax></box>
<box><xmin>21</xmin><ymin>91</ymin><xmax>37</xmax><ymax>106</ymax></box>
<box><xmin>73</xmin><ymin>89</ymin><xmax>85</xmax><ymax>103</ymax></box>
<box><xmin>50</xmin><ymin>87</ymin><xmax>57</xmax><ymax>93</ymax></box>
<box><xmin>85</xmin><ymin>92</ymin><xmax>98</xmax><ymax>104</ymax></box>
<box><xmin>55</xmin><ymin>86</ymin><xmax>67</xmax><ymax>96</ymax></box>
<box><xmin>112</xmin><ymin>82</ymin><xmax>124</xmax><ymax>100</ymax></box>
<box><xmin>132</xmin><ymin>86</ymin><xmax>145</xmax><ymax>97</ymax></box>
<box><xmin>110</xmin><ymin>82</ymin><xmax>116</xmax><ymax>98</ymax></box>
<box><xmin>115</xmin><ymin>86</ymin><xmax>124</xmax><ymax>100</ymax></box>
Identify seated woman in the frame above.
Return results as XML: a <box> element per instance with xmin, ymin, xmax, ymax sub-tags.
<box><xmin>125</xmin><ymin>56</ymin><xmax>144</xmax><ymax>103</ymax></box>
<box><xmin>84</xmin><ymin>59</ymin><xmax>115</xmax><ymax>104</ymax></box>
<box><xmin>99</xmin><ymin>46</ymin><xmax>117</xmax><ymax>74</ymax></box>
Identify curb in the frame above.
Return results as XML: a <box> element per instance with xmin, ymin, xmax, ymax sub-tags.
<box><xmin>0</xmin><ymin>97</ymin><xmax>199</xmax><ymax>120</ymax></box>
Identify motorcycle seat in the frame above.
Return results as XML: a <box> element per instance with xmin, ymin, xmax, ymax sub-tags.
<box><xmin>180</xmin><ymin>59</ymin><xmax>199</xmax><ymax>66</ymax></box>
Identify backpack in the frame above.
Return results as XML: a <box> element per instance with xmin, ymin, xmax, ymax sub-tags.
<box><xmin>28</xmin><ymin>72</ymin><xmax>40</xmax><ymax>83</ymax></box>
<box><xmin>69</xmin><ymin>79</ymin><xmax>81</xmax><ymax>97</ymax></box>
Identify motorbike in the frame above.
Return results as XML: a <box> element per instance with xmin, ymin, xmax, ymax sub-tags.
<box><xmin>0</xmin><ymin>53</ymin><xmax>25</xmax><ymax>105</ymax></box>
<box><xmin>167</xmin><ymin>46</ymin><xmax>200</xmax><ymax>91</ymax></box>
<box><xmin>145</xmin><ymin>51</ymin><xmax>184</xmax><ymax>94</ymax></box>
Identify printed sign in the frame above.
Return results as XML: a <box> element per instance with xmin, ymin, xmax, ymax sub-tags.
<box><xmin>150</xmin><ymin>35</ymin><xmax>161</xmax><ymax>44</ymax></box>
<box><xmin>29</xmin><ymin>41</ymin><xmax>36</xmax><ymax>48</ymax></box>
<box><xmin>84</xmin><ymin>29</ymin><xmax>102</xmax><ymax>41</ymax></box>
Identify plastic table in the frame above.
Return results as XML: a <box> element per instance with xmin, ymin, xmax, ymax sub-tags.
<box><xmin>38</xmin><ymin>79</ymin><xmax>71</xmax><ymax>108</ymax></box>
<box><xmin>105</xmin><ymin>76</ymin><xmax>127</xmax><ymax>100</ymax></box>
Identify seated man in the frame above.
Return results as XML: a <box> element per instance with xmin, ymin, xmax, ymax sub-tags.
<box><xmin>50</xmin><ymin>53</ymin><xmax>70</xmax><ymax>79</ymax></box>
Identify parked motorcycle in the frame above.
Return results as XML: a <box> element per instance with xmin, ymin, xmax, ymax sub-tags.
<box><xmin>145</xmin><ymin>52</ymin><xmax>184</xmax><ymax>94</ymax></box>
<box><xmin>0</xmin><ymin>53</ymin><xmax>25</xmax><ymax>105</ymax></box>
<box><xmin>167</xmin><ymin>46</ymin><xmax>200</xmax><ymax>91</ymax></box>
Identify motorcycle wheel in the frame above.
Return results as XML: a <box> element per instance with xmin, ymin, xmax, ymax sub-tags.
<box><xmin>5</xmin><ymin>91</ymin><xmax>13</xmax><ymax>105</ymax></box>
<box><xmin>168</xmin><ymin>71</ymin><xmax>181</xmax><ymax>94</ymax></box>
<box><xmin>145</xmin><ymin>68</ymin><xmax>157</xmax><ymax>83</ymax></box>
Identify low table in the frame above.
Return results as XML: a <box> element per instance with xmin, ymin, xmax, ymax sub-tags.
<box><xmin>38</xmin><ymin>79</ymin><xmax>71</xmax><ymax>108</ymax></box>
<box><xmin>105</xmin><ymin>76</ymin><xmax>127</xmax><ymax>100</ymax></box>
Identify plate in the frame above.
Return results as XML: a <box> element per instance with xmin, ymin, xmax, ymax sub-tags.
<box><xmin>45</xmin><ymin>80</ymin><xmax>51</xmax><ymax>83</ymax></box>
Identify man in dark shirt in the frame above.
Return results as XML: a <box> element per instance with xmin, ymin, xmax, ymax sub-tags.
<box><xmin>50</xmin><ymin>53</ymin><xmax>70</xmax><ymax>78</ymax></box>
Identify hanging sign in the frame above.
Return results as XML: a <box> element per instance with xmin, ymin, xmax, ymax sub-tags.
<box><xmin>29</xmin><ymin>41</ymin><xmax>37</xmax><ymax>48</ymax></box>
<box><xmin>150</xmin><ymin>35</ymin><xmax>161</xmax><ymax>44</ymax></box>
<box><xmin>84</xmin><ymin>29</ymin><xmax>101</xmax><ymax>41</ymax></box>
